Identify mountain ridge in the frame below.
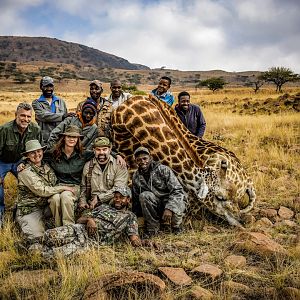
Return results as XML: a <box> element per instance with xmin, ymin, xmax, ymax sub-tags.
<box><xmin>0</xmin><ymin>36</ymin><xmax>149</xmax><ymax>70</ymax></box>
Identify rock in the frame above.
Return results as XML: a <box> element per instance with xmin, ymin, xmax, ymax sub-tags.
<box><xmin>224</xmin><ymin>255</ymin><xmax>247</xmax><ymax>269</ymax></box>
<box><xmin>221</xmin><ymin>280</ymin><xmax>250</xmax><ymax>293</ymax></box>
<box><xmin>275</xmin><ymin>220</ymin><xmax>298</xmax><ymax>228</ymax></box>
<box><xmin>255</xmin><ymin>217</ymin><xmax>273</xmax><ymax>228</ymax></box>
<box><xmin>187</xmin><ymin>286</ymin><xmax>214</xmax><ymax>299</ymax></box>
<box><xmin>260</xmin><ymin>208</ymin><xmax>278</xmax><ymax>219</ymax></box>
<box><xmin>0</xmin><ymin>269</ymin><xmax>59</xmax><ymax>299</ymax></box>
<box><xmin>280</xmin><ymin>287</ymin><xmax>300</xmax><ymax>300</ymax></box>
<box><xmin>278</xmin><ymin>206</ymin><xmax>294</xmax><ymax>219</ymax></box>
<box><xmin>241</xmin><ymin>214</ymin><xmax>256</xmax><ymax>225</ymax></box>
<box><xmin>191</xmin><ymin>263</ymin><xmax>223</xmax><ymax>281</ymax></box>
<box><xmin>83</xmin><ymin>271</ymin><xmax>166</xmax><ymax>300</ymax></box>
<box><xmin>234</xmin><ymin>231</ymin><xmax>288</xmax><ymax>257</ymax></box>
<box><xmin>159</xmin><ymin>267</ymin><xmax>192</xmax><ymax>286</ymax></box>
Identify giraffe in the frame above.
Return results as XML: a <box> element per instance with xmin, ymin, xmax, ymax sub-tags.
<box><xmin>111</xmin><ymin>95</ymin><xmax>256</xmax><ymax>227</ymax></box>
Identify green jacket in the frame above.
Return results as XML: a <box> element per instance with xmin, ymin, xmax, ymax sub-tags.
<box><xmin>17</xmin><ymin>161</ymin><xmax>65</xmax><ymax>215</ymax></box>
<box><xmin>0</xmin><ymin>120</ymin><xmax>42</xmax><ymax>163</ymax></box>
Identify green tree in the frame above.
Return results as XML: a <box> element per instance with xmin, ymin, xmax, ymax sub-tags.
<box><xmin>244</xmin><ymin>75</ymin><xmax>265</xmax><ymax>93</ymax></box>
<box><xmin>260</xmin><ymin>67</ymin><xmax>299</xmax><ymax>92</ymax></box>
<box><xmin>198</xmin><ymin>77</ymin><xmax>226</xmax><ymax>92</ymax></box>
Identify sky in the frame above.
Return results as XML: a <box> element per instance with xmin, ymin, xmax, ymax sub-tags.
<box><xmin>0</xmin><ymin>0</ymin><xmax>300</xmax><ymax>72</ymax></box>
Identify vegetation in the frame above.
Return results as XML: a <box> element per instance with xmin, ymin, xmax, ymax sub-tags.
<box><xmin>0</xmin><ymin>86</ymin><xmax>299</xmax><ymax>299</ymax></box>
<box><xmin>244</xmin><ymin>75</ymin><xmax>265</xmax><ymax>93</ymax></box>
<box><xmin>260</xmin><ymin>67</ymin><xmax>299</xmax><ymax>92</ymax></box>
<box><xmin>197</xmin><ymin>77</ymin><xmax>226</xmax><ymax>92</ymax></box>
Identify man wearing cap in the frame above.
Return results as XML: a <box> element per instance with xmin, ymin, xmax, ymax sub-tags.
<box><xmin>0</xmin><ymin>103</ymin><xmax>42</xmax><ymax>227</ymax></box>
<box><xmin>76</xmin><ymin>80</ymin><xmax>105</xmax><ymax>113</ymax></box>
<box><xmin>132</xmin><ymin>146</ymin><xmax>185</xmax><ymax>236</ymax></box>
<box><xmin>15</xmin><ymin>140</ymin><xmax>74</xmax><ymax>248</ymax></box>
<box><xmin>47</xmin><ymin>99</ymin><xmax>98</xmax><ymax>150</ymax></box>
<box><xmin>40</xmin><ymin>186</ymin><xmax>153</xmax><ymax>257</ymax></box>
<box><xmin>78</xmin><ymin>137</ymin><xmax>128</xmax><ymax>211</ymax></box>
<box><xmin>32</xmin><ymin>76</ymin><xmax>68</xmax><ymax>142</ymax></box>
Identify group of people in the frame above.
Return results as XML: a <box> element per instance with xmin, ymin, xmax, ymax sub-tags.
<box><xmin>0</xmin><ymin>75</ymin><xmax>206</xmax><ymax>255</ymax></box>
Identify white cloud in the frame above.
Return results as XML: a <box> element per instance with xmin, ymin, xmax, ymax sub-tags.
<box><xmin>1</xmin><ymin>0</ymin><xmax>300</xmax><ymax>72</ymax></box>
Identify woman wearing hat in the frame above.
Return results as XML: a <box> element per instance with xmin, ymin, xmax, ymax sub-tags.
<box><xmin>47</xmin><ymin>99</ymin><xmax>98</xmax><ymax>150</ymax></box>
<box><xmin>44</xmin><ymin>125</ymin><xmax>95</xmax><ymax>227</ymax></box>
<box><xmin>15</xmin><ymin>140</ymin><xmax>75</xmax><ymax>247</ymax></box>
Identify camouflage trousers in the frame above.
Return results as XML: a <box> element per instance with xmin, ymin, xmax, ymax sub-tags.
<box><xmin>139</xmin><ymin>191</ymin><xmax>183</xmax><ymax>233</ymax></box>
<box><xmin>41</xmin><ymin>224</ymin><xmax>90</xmax><ymax>258</ymax></box>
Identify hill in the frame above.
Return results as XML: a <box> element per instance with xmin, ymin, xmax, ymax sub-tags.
<box><xmin>0</xmin><ymin>36</ymin><xmax>149</xmax><ymax>70</ymax></box>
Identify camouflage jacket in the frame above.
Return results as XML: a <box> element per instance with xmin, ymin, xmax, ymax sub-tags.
<box><xmin>84</xmin><ymin>204</ymin><xmax>139</xmax><ymax>244</ymax></box>
<box><xmin>132</xmin><ymin>161</ymin><xmax>186</xmax><ymax>215</ymax></box>
<box><xmin>41</xmin><ymin>204</ymin><xmax>138</xmax><ymax>257</ymax></box>
<box><xmin>17</xmin><ymin>161</ymin><xmax>65</xmax><ymax>215</ymax></box>
<box><xmin>79</xmin><ymin>156</ymin><xmax>129</xmax><ymax>205</ymax></box>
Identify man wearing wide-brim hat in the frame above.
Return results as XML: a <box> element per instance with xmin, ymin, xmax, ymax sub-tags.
<box><xmin>15</xmin><ymin>139</ymin><xmax>74</xmax><ymax>248</ymax></box>
<box><xmin>78</xmin><ymin>136</ymin><xmax>129</xmax><ymax>211</ymax></box>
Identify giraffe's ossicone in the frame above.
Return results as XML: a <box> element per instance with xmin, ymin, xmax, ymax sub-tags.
<box><xmin>111</xmin><ymin>95</ymin><xmax>256</xmax><ymax>227</ymax></box>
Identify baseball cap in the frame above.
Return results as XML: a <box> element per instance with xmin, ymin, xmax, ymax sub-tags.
<box><xmin>134</xmin><ymin>146</ymin><xmax>150</xmax><ymax>157</ymax></box>
<box><xmin>113</xmin><ymin>186</ymin><xmax>132</xmax><ymax>198</ymax></box>
<box><xmin>41</xmin><ymin>76</ymin><xmax>54</xmax><ymax>87</ymax></box>
<box><xmin>93</xmin><ymin>137</ymin><xmax>111</xmax><ymax>148</ymax></box>
<box><xmin>90</xmin><ymin>80</ymin><xmax>102</xmax><ymax>88</ymax></box>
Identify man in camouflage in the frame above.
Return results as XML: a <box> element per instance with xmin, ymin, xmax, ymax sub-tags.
<box><xmin>78</xmin><ymin>136</ymin><xmax>128</xmax><ymax>210</ymax></box>
<box><xmin>40</xmin><ymin>187</ymin><xmax>147</xmax><ymax>257</ymax></box>
<box><xmin>132</xmin><ymin>147</ymin><xmax>186</xmax><ymax>236</ymax></box>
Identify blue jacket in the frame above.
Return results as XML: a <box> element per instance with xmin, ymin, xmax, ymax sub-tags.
<box><xmin>151</xmin><ymin>89</ymin><xmax>174</xmax><ymax>106</ymax></box>
<box><xmin>175</xmin><ymin>104</ymin><xmax>206</xmax><ymax>138</ymax></box>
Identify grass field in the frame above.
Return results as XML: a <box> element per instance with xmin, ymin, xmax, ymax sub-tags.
<box><xmin>0</xmin><ymin>84</ymin><xmax>299</xmax><ymax>299</ymax></box>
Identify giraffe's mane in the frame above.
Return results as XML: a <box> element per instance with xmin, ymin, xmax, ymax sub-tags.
<box><xmin>147</xmin><ymin>94</ymin><xmax>204</xmax><ymax>168</ymax></box>
<box><xmin>146</xmin><ymin>94</ymin><xmax>239</xmax><ymax>164</ymax></box>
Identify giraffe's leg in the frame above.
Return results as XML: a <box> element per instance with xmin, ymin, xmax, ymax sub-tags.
<box><xmin>139</xmin><ymin>191</ymin><xmax>161</xmax><ymax>234</ymax></box>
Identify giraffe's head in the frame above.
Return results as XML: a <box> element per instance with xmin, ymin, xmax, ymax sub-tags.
<box><xmin>194</xmin><ymin>159</ymin><xmax>255</xmax><ymax>227</ymax></box>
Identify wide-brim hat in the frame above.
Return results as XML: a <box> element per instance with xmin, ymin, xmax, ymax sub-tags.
<box><xmin>59</xmin><ymin>125</ymin><xmax>84</xmax><ymax>138</ymax></box>
<box><xmin>22</xmin><ymin>140</ymin><xmax>46</xmax><ymax>155</ymax></box>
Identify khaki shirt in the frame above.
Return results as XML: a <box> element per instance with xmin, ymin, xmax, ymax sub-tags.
<box><xmin>79</xmin><ymin>155</ymin><xmax>128</xmax><ymax>205</ymax></box>
<box><xmin>17</xmin><ymin>162</ymin><xmax>66</xmax><ymax>215</ymax></box>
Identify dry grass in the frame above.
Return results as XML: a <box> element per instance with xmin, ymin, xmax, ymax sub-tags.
<box><xmin>0</xmin><ymin>86</ymin><xmax>299</xmax><ymax>299</ymax></box>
